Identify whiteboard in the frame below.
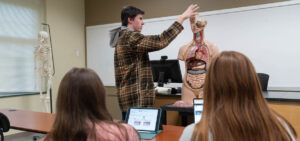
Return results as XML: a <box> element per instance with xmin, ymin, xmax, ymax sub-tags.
<box><xmin>87</xmin><ymin>1</ymin><xmax>300</xmax><ymax>90</ymax></box>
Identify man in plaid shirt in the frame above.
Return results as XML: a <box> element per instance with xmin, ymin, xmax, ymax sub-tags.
<box><xmin>110</xmin><ymin>4</ymin><xmax>199</xmax><ymax>120</ymax></box>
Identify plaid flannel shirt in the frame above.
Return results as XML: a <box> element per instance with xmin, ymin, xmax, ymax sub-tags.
<box><xmin>114</xmin><ymin>21</ymin><xmax>184</xmax><ymax>112</ymax></box>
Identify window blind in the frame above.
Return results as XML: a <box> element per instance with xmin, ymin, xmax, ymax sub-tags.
<box><xmin>0</xmin><ymin>0</ymin><xmax>45</xmax><ymax>92</ymax></box>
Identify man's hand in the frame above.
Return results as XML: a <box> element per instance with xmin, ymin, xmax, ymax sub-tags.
<box><xmin>177</xmin><ymin>4</ymin><xmax>199</xmax><ymax>24</ymax></box>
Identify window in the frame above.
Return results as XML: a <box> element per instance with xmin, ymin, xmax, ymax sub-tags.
<box><xmin>0</xmin><ymin>0</ymin><xmax>45</xmax><ymax>93</ymax></box>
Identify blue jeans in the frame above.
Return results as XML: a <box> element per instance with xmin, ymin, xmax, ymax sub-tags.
<box><xmin>122</xmin><ymin>111</ymin><xmax>127</xmax><ymax>121</ymax></box>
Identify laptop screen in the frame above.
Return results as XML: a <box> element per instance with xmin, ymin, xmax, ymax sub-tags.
<box><xmin>125</xmin><ymin>108</ymin><xmax>161</xmax><ymax>132</ymax></box>
<box><xmin>194</xmin><ymin>98</ymin><xmax>204</xmax><ymax>123</ymax></box>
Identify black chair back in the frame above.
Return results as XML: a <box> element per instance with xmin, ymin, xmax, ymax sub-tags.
<box><xmin>0</xmin><ymin>112</ymin><xmax>10</xmax><ymax>141</ymax></box>
<box><xmin>257</xmin><ymin>73</ymin><xmax>269</xmax><ymax>91</ymax></box>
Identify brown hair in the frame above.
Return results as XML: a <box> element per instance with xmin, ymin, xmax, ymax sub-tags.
<box><xmin>191</xmin><ymin>51</ymin><xmax>297</xmax><ymax>141</ymax></box>
<box><xmin>45</xmin><ymin>68</ymin><xmax>132</xmax><ymax>141</ymax></box>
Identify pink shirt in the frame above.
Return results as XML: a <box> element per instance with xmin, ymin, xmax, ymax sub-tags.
<box><xmin>88</xmin><ymin>122</ymin><xmax>140</xmax><ymax>141</ymax></box>
<box><xmin>41</xmin><ymin>122</ymin><xmax>140</xmax><ymax>141</ymax></box>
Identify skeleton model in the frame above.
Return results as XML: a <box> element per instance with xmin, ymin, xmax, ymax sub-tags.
<box><xmin>35</xmin><ymin>29</ymin><xmax>54</xmax><ymax>113</ymax></box>
<box><xmin>174</xmin><ymin>15</ymin><xmax>219</xmax><ymax>106</ymax></box>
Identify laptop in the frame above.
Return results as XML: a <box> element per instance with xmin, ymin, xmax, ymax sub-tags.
<box><xmin>193</xmin><ymin>98</ymin><xmax>204</xmax><ymax>123</ymax></box>
<box><xmin>125</xmin><ymin>107</ymin><xmax>162</xmax><ymax>139</ymax></box>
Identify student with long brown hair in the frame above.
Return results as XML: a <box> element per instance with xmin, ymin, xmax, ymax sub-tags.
<box><xmin>179</xmin><ymin>51</ymin><xmax>297</xmax><ymax>141</ymax></box>
<box><xmin>42</xmin><ymin>68</ymin><xmax>139</xmax><ymax>141</ymax></box>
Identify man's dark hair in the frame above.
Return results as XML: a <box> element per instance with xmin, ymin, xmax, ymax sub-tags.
<box><xmin>121</xmin><ymin>6</ymin><xmax>144</xmax><ymax>26</ymax></box>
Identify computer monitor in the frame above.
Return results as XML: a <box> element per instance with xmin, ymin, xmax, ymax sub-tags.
<box><xmin>150</xmin><ymin>58</ymin><xmax>183</xmax><ymax>87</ymax></box>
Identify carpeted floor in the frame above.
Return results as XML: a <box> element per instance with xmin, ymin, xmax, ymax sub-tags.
<box><xmin>5</xmin><ymin>132</ymin><xmax>45</xmax><ymax>141</ymax></box>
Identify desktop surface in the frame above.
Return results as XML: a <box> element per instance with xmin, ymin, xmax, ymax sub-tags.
<box><xmin>0</xmin><ymin>109</ymin><xmax>185</xmax><ymax>141</ymax></box>
<box><xmin>156</xmin><ymin>91</ymin><xmax>300</xmax><ymax>102</ymax></box>
<box><xmin>263</xmin><ymin>91</ymin><xmax>300</xmax><ymax>102</ymax></box>
<box><xmin>0</xmin><ymin>109</ymin><xmax>55</xmax><ymax>133</ymax></box>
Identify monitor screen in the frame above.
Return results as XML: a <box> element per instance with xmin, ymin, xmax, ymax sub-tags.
<box><xmin>150</xmin><ymin>59</ymin><xmax>182</xmax><ymax>84</ymax></box>
<box><xmin>194</xmin><ymin>98</ymin><xmax>204</xmax><ymax>123</ymax></box>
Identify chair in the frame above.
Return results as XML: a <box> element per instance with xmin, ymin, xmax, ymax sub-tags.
<box><xmin>257</xmin><ymin>73</ymin><xmax>269</xmax><ymax>91</ymax></box>
<box><xmin>0</xmin><ymin>112</ymin><xmax>10</xmax><ymax>141</ymax></box>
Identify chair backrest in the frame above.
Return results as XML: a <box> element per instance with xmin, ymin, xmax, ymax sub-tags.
<box><xmin>0</xmin><ymin>112</ymin><xmax>10</xmax><ymax>141</ymax></box>
<box><xmin>0</xmin><ymin>112</ymin><xmax>10</xmax><ymax>132</ymax></box>
<box><xmin>257</xmin><ymin>73</ymin><xmax>269</xmax><ymax>91</ymax></box>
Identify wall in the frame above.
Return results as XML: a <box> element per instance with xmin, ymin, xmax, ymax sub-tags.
<box><xmin>105</xmin><ymin>86</ymin><xmax>121</xmax><ymax>119</ymax></box>
<box><xmin>0</xmin><ymin>95</ymin><xmax>44</xmax><ymax>112</ymax></box>
<box><xmin>85</xmin><ymin>0</ymin><xmax>286</xmax><ymax>26</ymax></box>
<box><xmin>46</xmin><ymin>0</ymin><xmax>86</xmax><ymax>113</ymax></box>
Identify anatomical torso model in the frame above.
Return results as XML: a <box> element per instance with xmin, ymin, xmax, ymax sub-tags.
<box><xmin>175</xmin><ymin>15</ymin><xmax>218</xmax><ymax>106</ymax></box>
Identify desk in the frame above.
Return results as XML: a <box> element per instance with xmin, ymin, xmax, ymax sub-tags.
<box><xmin>0</xmin><ymin>109</ymin><xmax>185</xmax><ymax>141</ymax></box>
<box><xmin>155</xmin><ymin>125</ymin><xmax>184</xmax><ymax>141</ymax></box>
<box><xmin>157</xmin><ymin>91</ymin><xmax>300</xmax><ymax>135</ymax></box>
<box><xmin>0</xmin><ymin>109</ymin><xmax>55</xmax><ymax>133</ymax></box>
<box><xmin>263</xmin><ymin>91</ymin><xmax>300</xmax><ymax>102</ymax></box>
<box><xmin>160</xmin><ymin>104</ymin><xmax>193</xmax><ymax>126</ymax></box>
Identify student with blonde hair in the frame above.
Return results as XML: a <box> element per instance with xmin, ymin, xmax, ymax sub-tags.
<box><xmin>180</xmin><ymin>51</ymin><xmax>297</xmax><ymax>141</ymax></box>
<box><xmin>42</xmin><ymin>68</ymin><xmax>139</xmax><ymax>141</ymax></box>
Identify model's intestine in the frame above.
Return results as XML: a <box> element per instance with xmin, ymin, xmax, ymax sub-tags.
<box><xmin>184</xmin><ymin>18</ymin><xmax>209</xmax><ymax>92</ymax></box>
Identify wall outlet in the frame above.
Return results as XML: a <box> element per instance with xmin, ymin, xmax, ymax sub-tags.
<box><xmin>76</xmin><ymin>50</ymin><xmax>80</xmax><ymax>56</ymax></box>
